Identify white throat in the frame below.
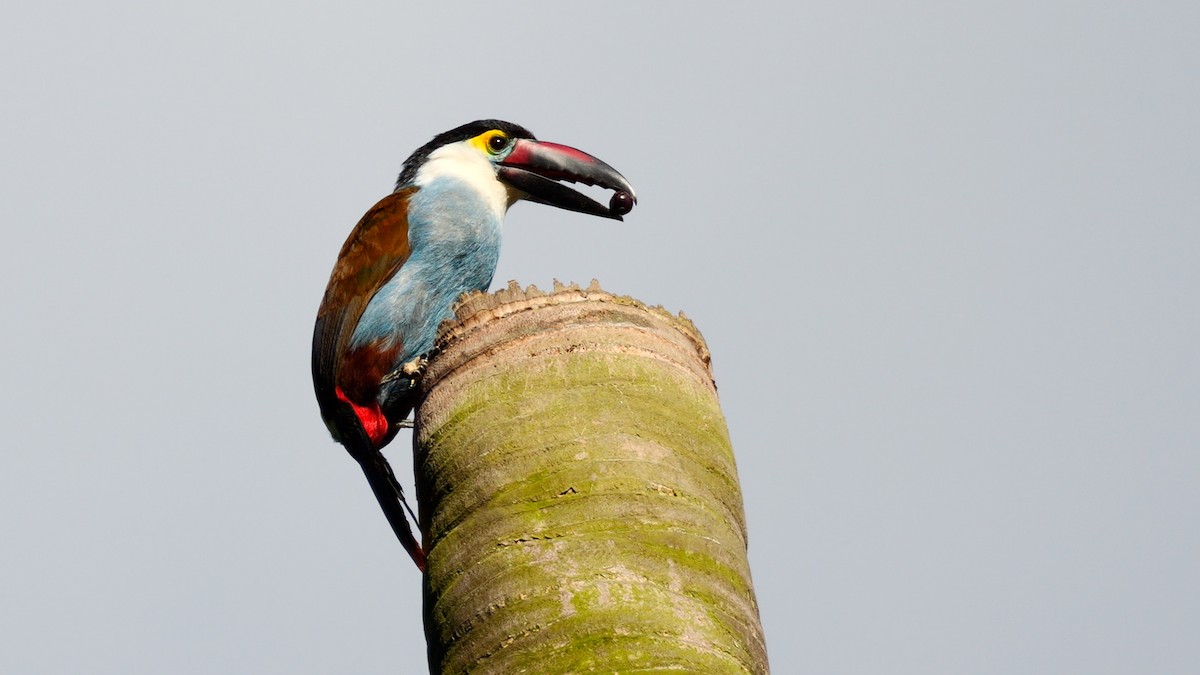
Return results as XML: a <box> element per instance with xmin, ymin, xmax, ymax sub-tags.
<box><xmin>412</xmin><ymin>142</ymin><xmax>512</xmax><ymax>219</ymax></box>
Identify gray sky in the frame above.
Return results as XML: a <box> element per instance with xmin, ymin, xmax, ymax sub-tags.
<box><xmin>3</xmin><ymin>2</ymin><xmax>1197</xmax><ymax>673</ymax></box>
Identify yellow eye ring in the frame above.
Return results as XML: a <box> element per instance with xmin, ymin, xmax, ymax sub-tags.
<box><xmin>486</xmin><ymin>133</ymin><xmax>508</xmax><ymax>154</ymax></box>
<box><xmin>469</xmin><ymin>130</ymin><xmax>511</xmax><ymax>156</ymax></box>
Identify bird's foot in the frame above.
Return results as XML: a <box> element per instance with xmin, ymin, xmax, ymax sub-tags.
<box><xmin>381</xmin><ymin>355</ymin><xmax>428</xmax><ymax>393</ymax></box>
<box><xmin>400</xmin><ymin>355</ymin><xmax>428</xmax><ymax>378</ymax></box>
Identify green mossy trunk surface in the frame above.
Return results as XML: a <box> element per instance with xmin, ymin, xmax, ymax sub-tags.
<box><xmin>414</xmin><ymin>282</ymin><xmax>767</xmax><ymax>674</ymax></box>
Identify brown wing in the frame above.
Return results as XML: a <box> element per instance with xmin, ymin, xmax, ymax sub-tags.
<box><xmin>312</xmin><ymin>188</ymin><xmax>416</xmax><ymax>427</ymax></box>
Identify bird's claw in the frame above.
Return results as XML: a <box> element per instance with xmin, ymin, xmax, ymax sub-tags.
<box><xmin>400</xmin><ymin>355</ymin><xmax>429</xmax><ymax>378</ymax></box>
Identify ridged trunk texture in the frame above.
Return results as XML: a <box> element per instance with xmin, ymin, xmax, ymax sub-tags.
<box><xmin>413</xmin><ymin>281</ymin><xmax>767</xmax><ymax>674</ymax></box>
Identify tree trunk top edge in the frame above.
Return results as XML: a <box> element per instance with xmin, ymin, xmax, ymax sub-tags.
<box><xmin>441</xmin><ymin>279</ymin><xmax>710</xmax><ymax>365</ymax></box>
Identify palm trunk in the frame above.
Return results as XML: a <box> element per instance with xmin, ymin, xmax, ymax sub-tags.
<box><xmin>413</xmin><ymin>281</ymin><xmax>767</xmax><ymax>674</ymax></box>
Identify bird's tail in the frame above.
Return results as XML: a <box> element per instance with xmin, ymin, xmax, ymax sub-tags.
<box><xmin>358</xmin><ymin>450</ymin><xmax>427</xmax><ymax>571</ymax></box>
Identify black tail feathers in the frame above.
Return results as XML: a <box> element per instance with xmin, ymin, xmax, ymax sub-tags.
<box><xmin>359</xmin><ymin>450</ymin><xmax>427</xmax><ymax>571</ymax></box>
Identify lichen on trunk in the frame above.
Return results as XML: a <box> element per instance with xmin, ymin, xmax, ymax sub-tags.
<box><xmin>414</xmin><ymin>281</ymin><xmax>768</xmax><ymax>674</ymax></box>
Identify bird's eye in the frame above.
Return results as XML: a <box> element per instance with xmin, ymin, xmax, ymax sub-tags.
<box><xmin>487</xmin><ymin>133</ymin><xmax>509</xmax><ymax>153</ymax></box>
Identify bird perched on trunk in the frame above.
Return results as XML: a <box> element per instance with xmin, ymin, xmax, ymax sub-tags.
<box><xmin>312</xmin><ymin>120</ymin><xmax>637</xmax><ymax>570</ymax></box>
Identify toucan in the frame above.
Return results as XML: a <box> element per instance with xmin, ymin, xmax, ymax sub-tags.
<box><xmin>312</xmin><ymin>120</ymin><xmax>636</xmax><ymax>570</ymax></box>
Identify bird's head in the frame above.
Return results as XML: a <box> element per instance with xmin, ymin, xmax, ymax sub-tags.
<box><xmin>396</xmin><ymin>120</ymin><xmax>637</xmax><ymax>221</ymax></box>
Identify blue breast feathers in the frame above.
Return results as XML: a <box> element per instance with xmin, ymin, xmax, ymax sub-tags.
<box><xmin>349</xmin><ymin>176</ymin><xmax>504</xmax><ymax>368</ymax></box>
